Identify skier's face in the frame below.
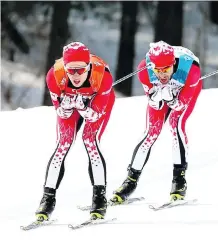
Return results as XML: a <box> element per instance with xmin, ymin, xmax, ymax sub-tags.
<box><xmin>65</xmin><ymin>61</ymin><xmax>90</xmax><ymax>87</ymax></box>
<box><xmin>154</xmin><ymin>65</ymin><xmax>174</xmax><ymax>84</ymax></box>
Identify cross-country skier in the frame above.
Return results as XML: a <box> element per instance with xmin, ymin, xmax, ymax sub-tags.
<box><xmin>36</xmin><ymin>42</ymin><xmax>115</xmax><ymax>221</ymax></box>
<box><xmin>111</xmin><ymin>41</ymin><xmax>202</xmax><ymax>203</ymax></box>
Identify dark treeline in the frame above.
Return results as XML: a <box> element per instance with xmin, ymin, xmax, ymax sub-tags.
<box><xmin>1</xmin><ymin>1</ymin><xmax>217</xmax><ymax>105</ymax></box>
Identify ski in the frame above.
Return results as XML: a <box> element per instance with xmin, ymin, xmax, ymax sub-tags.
<box><xmin>20</xmin><ymin>219</ymin><xmax>57</xmax><ymax>231</ymax></box>
<box><xmin>68</xmin><ymin>217</ymin><xmax>117</xmax><ymax>230</ymax></box>
<box><xmin>77</xmin><ymin>196</ymin><xmax>145</xmax><ymax>211</ymax></box>
<box><xmin>149</xmin><ymin>199</ymin><xmax>198</xmax><ymax>211</ymax></box>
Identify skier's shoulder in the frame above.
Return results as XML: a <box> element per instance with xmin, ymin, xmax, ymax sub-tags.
<box><xmin>137</xmin><ymin>59</ymin><xmax>150</xmax><ymax>85</ymax></box>
<box><xmin>46</xmin><ymin>66</ymin><xmax>56</xmax><ymax>85</ymax></box>
<box><xmin>46</xmin><ymin>66</ymin><xmax>62</xmax><ymax>93</ymax></box>
<box><xmin>173</xmin><ymin>46</ymin><xmax>200</xmax><ymax>64</ymax></box>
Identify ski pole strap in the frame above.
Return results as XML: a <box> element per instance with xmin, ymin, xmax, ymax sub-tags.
<box><xmin>112</xmin><ymin>62</ymin><xmax>154</xmax><ymax>87</ymax></box>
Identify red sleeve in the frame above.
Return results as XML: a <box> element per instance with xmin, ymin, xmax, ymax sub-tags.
<box><xmin>137</xmin><ymin>59</ymin><xmax>153</xmax><ymax>95</ymax></box>
<box><xmin>168</xmin><ymin>64</ymin><xmax>202</xmax><ymax>111</ymax></box>
<box><xmin>46</xmin><ymin>67</ymin><xmax>62</xmax><ymax>109</ymax></box>
<box><xmin>178</xmin><ymin>64</ymin><xmax>201</xmax><ymax>106</ymax></box>
<box><xmin>89</xmin><ymin>71</ymin><xmax>113</xmax><ymax>114</ymax></box>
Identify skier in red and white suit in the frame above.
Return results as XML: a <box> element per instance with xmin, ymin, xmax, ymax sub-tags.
<box><xmin>112</xmin><ymin>41</ymin><xmax>202</xmax><ymax>203</ymax></box>
<box><xmin>35</xmin><ymin>42</ymin><xmax>115</xmax><ymax>221</ymax></box>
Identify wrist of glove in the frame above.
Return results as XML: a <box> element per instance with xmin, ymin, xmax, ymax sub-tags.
<box><xmin>56</xmin><ymin>106</ymin><xmax>73</xmax><ymax>119</ymax></box>
<box><xmin>78</xmin><ymin>107</ymin><xmax>102</xmax><ymax>122</ymax></box>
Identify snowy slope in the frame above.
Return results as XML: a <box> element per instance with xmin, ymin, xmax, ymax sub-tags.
<box><xmin>0</xmin><ymin>89</ymin><xmax>218</xmax><ymax>250</ymax></box>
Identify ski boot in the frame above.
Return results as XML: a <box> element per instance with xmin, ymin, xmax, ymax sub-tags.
<box><xmin>90</xmin><ymin>185</ymin><xmax>107</xmax><ymax>220</ymax></box>
<box><xmin>111</xmin><ymin>167</ymin><xmax>141</xmax><ymax>204</ymax></box>
<box><xmin>35</xmin><ymin>188</ymin><xmax>56</xmax><ymax>221</ymax></box>
<box><xmin>170</xmin><ymin>164</ymin><xmax>187</xmax><ymax>201</ymax></box>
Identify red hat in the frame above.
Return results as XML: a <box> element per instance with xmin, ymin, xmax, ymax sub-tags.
<box><xmin>148</xmin><ymin>41</ymin><xmax>175</xmax><ymax>68</ymax></box>
<box><xmin>63</xmin><ymin>42</ymin><xmax>90</xmax><ymax>65</ymax></box>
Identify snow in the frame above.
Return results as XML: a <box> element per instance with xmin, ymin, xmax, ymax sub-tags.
<box><xmin>0</xmin><ymin>89</ymin><xmax>218</xmax><ymax>250</ymax></box>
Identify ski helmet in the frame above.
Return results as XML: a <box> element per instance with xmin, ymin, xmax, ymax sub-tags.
<box><xmin>148</xmin><ymin>41</ymin><xmax>175</xmax><ymax>68</ymax></box>
<box><xmin>63</xmin><ymin>42</ymin><xmax>90</xmax><ymax>65</ymax></box>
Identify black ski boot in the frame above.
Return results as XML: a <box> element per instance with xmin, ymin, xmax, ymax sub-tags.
<box><xmin>111</xmin><ymin>167</ymin><xmax>141</xmax><ymax>204</ymax></box>
<box><xmin>170</xmin><ymin>164</ymin><xmax>187</xmax><ymax>201</ymax></box>
<box><xmin>35</xmin><ymin>188</ymin><xmax>56</xmax><ymax>221</ymax></box>
<box><xmin>90</xmin><ymin>185</ymin><xmax>107</xmax><ymax>220</ymax></box>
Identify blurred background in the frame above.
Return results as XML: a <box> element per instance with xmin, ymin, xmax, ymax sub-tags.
<box><xmin>1</xmin><ymin>1</ymin><xmax>218</xmax><ymax>111</ymax></box>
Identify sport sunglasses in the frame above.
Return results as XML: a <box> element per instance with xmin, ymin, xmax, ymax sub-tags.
<box><xmin>153</xmin><ymin>65</ymin><xmax>173</xmax><ymax>74</ymax></box>
<box><xmin>65</xmin><ymin>64</ymin><xmax>90</xmax><ymax>75</ymax></box>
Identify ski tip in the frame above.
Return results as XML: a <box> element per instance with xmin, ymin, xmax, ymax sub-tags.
<box><xmin>20</xmin><ymin>225</ymin><xmax>36</xmax><ymax>231</ymax></box>
<box><xmin>111</xmin><ymin>217</ymin><xmax>117</xmax><ymax>222</ymax></box>
<box><xmin>20</xmin><ymin>219</ymin><xmax>57</xmax><ymax>231</ymax></box>
<box><xmin>68</xmin><ymin>217</ymin><xmax>117</xmax><ymax>230</ymax></box>
<box><xmin>77</xmin><ymin>205</ymin><xmax>90</xmax><ymax>211</ymax></box>
<box><xmin>148</xmin><ymin>204</ymin><xmax>155</xmax><ymax>209</ymax></box>
<box><xmin>149</xmin><ymin>198</ymin><xmax>198</xmax><ymax>211</ymax></box>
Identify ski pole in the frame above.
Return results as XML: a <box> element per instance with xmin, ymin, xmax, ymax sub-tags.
<box><xmin>200</xmin><ymin>69</ymin><xmax>218</xmax><ymax>80</ymax></box>
<box><xmin>112</xmin><ymin>62</ymin><xmax>155</xmax><ymax>87</ymax></box>
<box><xmin>190</xmin><ymin>69</ymin><xmax>218</xmax><ymax>87</ymax></box>
<box><xmin>113</xmin><ymin>64</ymin><xmax>217</xmax><ymax>88</ymax></box>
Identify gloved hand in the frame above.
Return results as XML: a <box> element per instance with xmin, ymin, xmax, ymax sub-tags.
<box><xmin>148</xmin><ymin>86</ymin><xmax>163</xmax><ymax>110</ymax></box>
<box><xmin>161</xmin><ymin>85</ymin><xmax>176</xmax><ymax>102</ymax></box>
<box><xmin>70</xmin><ymin>94</ymin><xmax>87</xmax><ymax>110</ymax></box>
<box><xmin>78</xmin><ymin>107</ymin><xmax>102</xmax><ymax>123</ymax></box>
<box><xmin>148</xmin><ymin>86</ymin><xmax>162</xmax><ymax>102</ymax></box>
<box><xmin>61</xmin><ymin>94</ymin><xmax>88</xmax><ymax>110</ymax></box>
<box><xmin>56</xmin><ymin>94</ymin><xmax>74</xmax><ymax>119</ymax></box>
<box><xmin>56</xmin><ymin>106</ymin><xmax>73</xmax><ymax>119</ymax></box>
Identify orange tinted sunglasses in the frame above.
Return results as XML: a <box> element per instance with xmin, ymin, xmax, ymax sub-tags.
<box><xmin>153</xmin><ymin>66</ymin><xmax>172</xmax><ymax>74</ymax></box>
<box><xmin>65</xmin><ymin>64</ymin><xmax>90</xmax><ymax>75</ymax></box>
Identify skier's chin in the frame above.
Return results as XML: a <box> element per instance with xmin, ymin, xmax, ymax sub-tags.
<box><xmin>72</xmin><ymin>79</ymin><xmax>83</xmax><ymax>87</ymax></box>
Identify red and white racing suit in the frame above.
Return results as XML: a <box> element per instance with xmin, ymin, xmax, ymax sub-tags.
<box><xmin>129</xmin><ymin>52</ymin><xmax>202</xmax><ymax>171</ymax></box>
<box><xmin>43</xmin><ymin>58</ymin><xmax>115</xmax><ymax>193</ymax></box>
